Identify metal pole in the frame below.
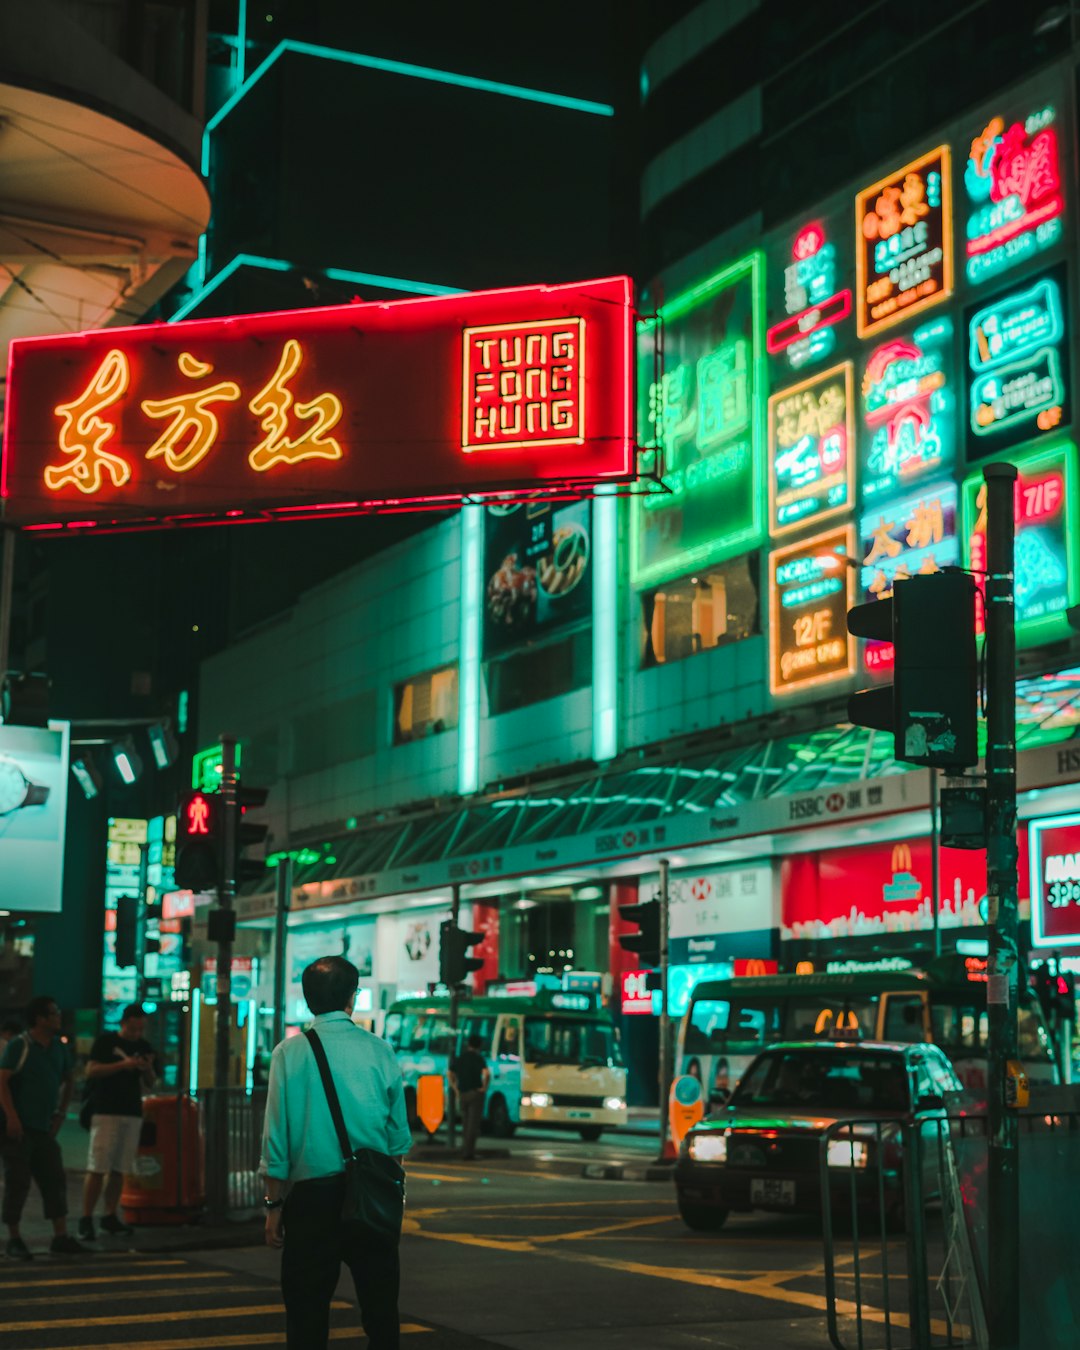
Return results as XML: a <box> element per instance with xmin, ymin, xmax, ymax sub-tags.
<box><xmin>984</xmin><ymin>462</ymin><xmax>1019</xmax><ymax>1350</ymax></box>
<box><xmin>657</xmin><ymin>858</ymin><xmax>671</xmax><ymax>1161</ymax></box>
<box><xmin>209</xmin><ymin>734</ymin><xmax>238</xmax><ymax>1222</ymax></box>
<box><xmin>930</xmin><ymin>769</ymin><xmax>941</xmax><ymax>958</ymax></box>
<box><xmin>0</xmin><ymin>527</ymin><xmax>14</xmax><ymax>690</ymax></box>
<box><xmin>272</xmin><ymin>855</ymin><xmax>292</xmax><ymax>1049</ymax></box>
<box><xmin>448</xmin><ymin>884</ymin><xmax>460</xmax><ymax>1152</ymax></box>
<box><xmin>134</xmin><ymin>842</ymin><xmax>150</xmax><ymax>1003</ymax></box>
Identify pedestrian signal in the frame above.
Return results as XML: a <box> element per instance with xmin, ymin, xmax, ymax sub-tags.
<box><xmin>175</xmin><ymin>790</ymin><xmax>221</xmax><ymax>892</ymax></box>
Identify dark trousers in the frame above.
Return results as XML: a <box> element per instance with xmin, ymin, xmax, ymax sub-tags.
<box><xmin>2</xmin><ymin>1129</ymin><xmax>67</xmax><ymax>1226</ymax></box>
<box><xmin>282</xmin><ymin>1174</ymin><xmax>400</xmax><ymax>1350</ymax></box>
<box><xmin>459</xmin><ymin>1090</ymin><xmax>484</xmax><ymax>1159</ymax></box>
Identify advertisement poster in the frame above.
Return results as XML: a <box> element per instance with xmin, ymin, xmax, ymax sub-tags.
<box><xmin>768</xmin><ymin>362</ymin><xmax>854</xmax><ymax>536</ymax></box>
<box><xmin>633</xmin><ymin>253</ymin><xmax>764</xmax><ymax>584</ymax></box>
<box><xmin>963</xmin><ymin>440</ymin><xmax>1077</xmax><ymax>645</ymax></box>
<box><xmin>856</xmin><ymin>145</ymin><xmax>952</xmax><ymax>338</ymax></box>
<box><xmin>640</xmin><ymin>863</ymin><xmax>777</xmax><ymax>964</ymax></box>
<box><xmin>964</xmin><ymin>100</ymin><xmax>1065</xmax><ymax>286</ymax></box>
<box><xmin>769</xmin><ymin>525</ymin><xmax>856</xmax><ymax>696</ymax></box>
<box><xmin>1029</xmin><ymin>813</ymin><xmax>1080</xmax><ymax>948</ymax></box>
<box><xmin>859</xmin><ymin>317</ymin><xmax>955</xmax><ymax>505</ymax></box>
<box><xmin>0</xmin><ymin>722</ymin><xmax>69</xmax><ymax>913</ymax></box>
<box><xmin>765</xmin><ymin>208</ymin><xmax>854</xmax><ymax>373</ymax></box>
<box><xmin>966</xmin><ymin>264</ymin><xmax>1069</xmax><ymax>459</ymax></box>
<box><xmin>286</xmin><ymin>919</ymin><xmax>375</xmax><ymax>1022</ymax></box>
<box><xmin>482</xmin><ymin>499</ymin><xmax>592</xmax><ymax>658</ymax></box>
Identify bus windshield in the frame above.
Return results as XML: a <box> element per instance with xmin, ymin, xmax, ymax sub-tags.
<box><xmin>524</xmin><ymin>1017</ymin><xmax>624</xmax><ymax>1068</ymax></box>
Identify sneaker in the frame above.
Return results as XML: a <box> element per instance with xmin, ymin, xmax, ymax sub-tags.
<box><xmin>77</xmin><ymin>1216</ymin><xmax>96</xmax><ymax>1242</ymax></box>
<box><xmin>49</xmin><ymin>1235</ymin><xmax>90</xmax><ymax>1255</ymax></box>
<box><xmin>100</xmin><ymin>1214</ymin><xmax>134</xmax><ymax>1236</ymax></box>
<box><xmin>5</xmin><ymin>1237</ymin><xmax>33</xmax><ymax>1261</ymax></box>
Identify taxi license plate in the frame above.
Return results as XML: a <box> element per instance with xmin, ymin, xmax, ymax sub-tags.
<box><xmin>751</xmin><ymin>1178</ymin><xmax>795</xmax><ymax>1206</ymax></box>
<box><xmin>568</xmin><ymin>1110</ymin><xmax>591</xmax><ymax>1119</ymax></box>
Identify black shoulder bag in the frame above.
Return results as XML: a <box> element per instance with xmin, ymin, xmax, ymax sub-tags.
<box><xmin>304</xmin><ymin>1028</ymin><xmax>406</xmax><ymax>1240</ymax></box>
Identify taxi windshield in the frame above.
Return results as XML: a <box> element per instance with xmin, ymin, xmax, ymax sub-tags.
<box><xmin>730</xmin><ymin>1049</ymin><xmax>910</xmax><ymax>1113</ymax></box>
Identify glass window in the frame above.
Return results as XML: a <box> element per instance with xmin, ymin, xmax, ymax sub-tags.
<box><xmin>731</xmin><ymin>1050</ymin><xmax>911</xmax><ymax>1112</ymax></box>
<box><xmin>523</xmin><ymin>1017</ymin><xmax>624</xmax><ymax>1068</ymax></box>
<box><xmin>393</xmin><ymin>666</ymin><xmax>459</xmax><ymax>745</ymax></box>
<box><xmin>406</xmin><ymin>1015</ymin><xmax>430</xmax><ymax>1053</ymax></box>
<box><xmin>882</xmin><ymin>994</ymin><xmax>926</xmax><ymax>1043</ymax></box>
<box><xmin>461</xmin><ymin>1015</ymin><xmax>496</xmax><ymax>1051</ymax></box>
<box><xmin>496</xmin><ymin>1018</ymin><xmax>521</xmax><ymax>1059</ymax></box>
<box><xmin>931</xmin><ymin>1001</ymin><xmax>988</xmax><ymax>1051</ymax></box>
<box><xmin>1018</xmin><ymin>1007</ymin><xmax>1053</xmax><ymax>1063</ymax></box>
<box><xmin>685</xmin><ymin>999</ymin><xmax>732</xmax><ymax>1054</ymax></box>
<box><xmin>428</xmin><ymin>1017</ymin><xmax>454</xmax><ymax>1056</ymax></box>
<box><xmin>640</xmin><ymin>555</ymin><xmax>759</xmax><ymax>668</ymax></box>
<box><xmin>384</xmin><ymin>1013</ymin><xmax>403</xmax><ymax>1049</ymax></box>
<box><xmin>785</xmin><ymin>997</ymin><xmax>878</xmax><ymax>1041</ymax></box>
<box><xmin>485</xmin><ymin>630</ymin><xmax>590</xmax><ymax>716</ymax></box>
<box><xmin>686</xmin><ymin>997</ymin><xmax>781</xmax><ymax>1054</ymax></box>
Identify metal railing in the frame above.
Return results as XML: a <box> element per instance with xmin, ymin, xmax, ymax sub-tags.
<box><xmin>202</xmin><ymin>1087</ymin><xmax>267</xmax><ymax>1215</ymax></box>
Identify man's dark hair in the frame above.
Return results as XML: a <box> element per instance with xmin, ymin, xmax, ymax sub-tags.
<box><xmin>26</xmin><ymin>995</ymin><xmax>58</xmax><ymax>1027</ymax></box>
<box><xmin>466</xmin><ymin>1034</ymin><xmax>484</xmax><ymax>1050</ymax></box>
<box><xmin>1</xmin><ymin>1019</ymin><xmax>23</xmax><ymax>1038</ymax></box>
<box><xmin>302</xmin><ymin>956</ymin><xmax>360</xmax><ymax>1015</ymax></box>
<box><xmin>120</xmin><ymin>1003</ymin><xmax>147</xmax><ymax>1023</ymax></box>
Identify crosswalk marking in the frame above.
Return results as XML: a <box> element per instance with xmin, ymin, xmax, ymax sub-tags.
<box><xmin>0</xmin><ymin>1267</ymin><xmax>229</xmax><ymax>1289</ymax></box>
<box><xmin>4</xmin><ymin>1300</ymin><xmax>352</xmax><ymax>1333</ymax></box>
<box><xmin>40</xmin><ymin>1324</ymin><xmax>433</xmax><ymax>1349</ymax></box>
<box><xmin>0</xmin><ymin>1282</ymin><xmax>257</xmax><ymax>1307</ymax></box>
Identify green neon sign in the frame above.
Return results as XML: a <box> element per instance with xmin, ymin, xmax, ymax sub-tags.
<box><xmin>632</xmin><ymin>253</ymin><xmax>766</xmax><ymax>586</ymax></box>
<box><xmin>191</xmin><ymin>743</ymin><xmax>242</xmax><ymax>792</ymax></box>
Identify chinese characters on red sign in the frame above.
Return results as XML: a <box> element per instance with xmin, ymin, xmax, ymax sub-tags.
<box><xmin>2</xmin><ymin>277</ymin><xmax>634</xmax><ymax>531</ymax></box>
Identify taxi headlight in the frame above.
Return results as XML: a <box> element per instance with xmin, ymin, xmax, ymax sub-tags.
<box><xmin>688</xmin><ymin>1133</ymin><xmax>727</xmax><ymax>1163</ymax></box>
<box><xmin>521</xmin><ymin>1093</ymin><xmax>553</xmax><ymax>1108</ymax></box>
<box><xmin>603</xmin><ymin>1096</ymin><xmax>626</xmax><ymax>1111</ymax></box>
<box><xmin>827</xmin><ymin>1139</ymin><xmax>868</xmax><ymax>1169</ymax></box>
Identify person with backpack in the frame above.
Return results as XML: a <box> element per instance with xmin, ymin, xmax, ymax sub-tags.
<box><xmin>78</xmin><ymin>1002</ymin><xmax>156</xmax><ymax>1241</ymax></box>
<box><xmin>261</xmin><ymin>956</ymin><xmax>411</xmax><ymax>1349</ymax></box>
<box><xmin>0</xmin><ymin>995</ymin><xmax>86</xmax><ymax>1258</ymax></box>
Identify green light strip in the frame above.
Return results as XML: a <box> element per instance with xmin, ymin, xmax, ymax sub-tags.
<box><xmin>592</xmin><ymin>486</ymin><xmax>618</xmax><ymax>761</ymax></box>
<box><xmin>458</xmin><ymin>505</ymin><xmax>483</xmax><ymax>796</ymax></box>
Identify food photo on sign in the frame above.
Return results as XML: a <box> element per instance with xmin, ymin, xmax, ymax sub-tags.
<box><xmin>482</xmin><ymin>499</ymin><xmax>592</xmax><ymax>658</ymax></box>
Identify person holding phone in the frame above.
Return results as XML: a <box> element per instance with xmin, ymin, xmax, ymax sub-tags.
<box><xmin>78</xmin><ymin>1003</ymin><xmax>157</xmax><ymax>1241</ymax></box>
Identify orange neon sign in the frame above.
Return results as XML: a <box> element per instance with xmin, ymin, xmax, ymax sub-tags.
<box><xmin>2</xmin><ymin>277</ymin><xmax>635</xmax><ymax>532</ymax></box>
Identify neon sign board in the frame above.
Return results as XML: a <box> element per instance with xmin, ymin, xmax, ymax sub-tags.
<box><xmin>769</xmin><ymin>524</ymin><xmax>856</xmax><ymax>696</ymax></box>
<box><xmin>856</xmin><ymin>146</ymin><xmax>952</xmax><ymax>339</ymax></box>
<box><xmin>966</xmin><ymin>266</ymin><xmax>1069</xmax><ymax>458</ymax></box>
<box><xmin>1029</xmin><ymin>814</ymin><xmax>1080</xmax><ymax>949</ymax></box>
<box><xmin>768</xmin><ymin>363</ymin><xmax>854</xmax><ymax>536</ymax></box>
<box><xmin>1</xmin><ymin>277</ymin><xmax>635</xmax><ymax>530</ymax></box>
<box><xmin>633</xmin><ymin>254</ymin><xmax>765</xmax><ymax>585</ymax></box>
<box><xmin>766</xmin><ymin>219</ymin><xmax>852</xmax><ymax>370</ymax></box>
<box><xmin>963</xmin><ymin>440</ymin><xmax>1077</xmax><ymax>646</ymax></box>
<box><xmin>859</xmin><ymin>317</ymin><xmax>954</xmax><ymax>505</ymax></box>
<box><xmin>965</xmin><ymin>105</ymin><xmax>1064</xmax><ymax>285</ymax></box>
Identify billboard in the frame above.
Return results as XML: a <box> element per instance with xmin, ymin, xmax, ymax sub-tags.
<box><xmin>1029</xmin><ymin>813</ymin><xmax>1080</xmax><ymax>948</ymax></box>
<box><xmin>2</xmin><ymin>276</ymin><xmax>635</xmax><ymax>530</ymax></box>
<box><xmin>768</xmin><ymin>524</ymin><xmax>857</xmax><ymax>696</ymax></box>
<box><xmin>768</xmin><ymin>362</ymin><xmax>854</xmax><ymax>536</ymax></box>
<box><xmin>0</xmin><ymin>722</ymin><xmax>70</xmax><ymax>913</ymax></box>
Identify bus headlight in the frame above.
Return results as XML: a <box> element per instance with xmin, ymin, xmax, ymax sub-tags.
<box><xmin>522</xmin><ymin>1093</ymin><xmax>553</xmax><ymax>1108</ymax></box>
<box><xmin>603</xmin><ymin>1096</ymin><xmax>625</xmax><ymax>1111</ymax></box>
<box><xmin>688</xmin><ymin>1133</ymin><xmax>727</xmax><ymax>1163</ymax></box>
<box><xmin>827</xmin><ymin>1139</ymin><xmax>868</xmax><ymax>1169</ymax></box>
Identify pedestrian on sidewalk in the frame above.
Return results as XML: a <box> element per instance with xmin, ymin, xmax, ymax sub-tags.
<box><xmin>0</xmin><ymin>995</ymin><xmax>87</xmax><ymax>1259</ymax></box>
<box><xmin>78</xmin><ymin>1003</ymin><xmax>157</xmax><ymax>1242</ymax></box>
<box><xmin>449</xmin><ymin>1034</ymin><xmax>490</xmax><ymax>1160</ymax></box>
<box><xmin>261</xmin><ymin>956</ymin><xmax>411</xmax><ymax>1350</ymax></box>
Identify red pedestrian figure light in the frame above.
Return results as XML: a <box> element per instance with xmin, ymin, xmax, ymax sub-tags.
<box><xmin>186</xmin><ymin>793</ymin><xmax>211</xmax><ymax>835</ymax></box>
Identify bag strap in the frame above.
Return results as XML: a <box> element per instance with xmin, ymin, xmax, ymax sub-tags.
<box><xmin>305</xmin><ymin>1028</ymin><xmax>353</xmax><ymax>1164</ymax></box>
<box><xmin>13</xmin><ymin>1034</ymin><xmax>29</xmax><ymax>1076</ymax></box>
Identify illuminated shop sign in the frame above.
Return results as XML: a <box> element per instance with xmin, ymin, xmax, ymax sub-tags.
<box><xmin>965</xmin><ymin>105</ymin><xmax>1064</xmax><ymax>285</ymax></box>
<box><xmin>963</xmin><ymin>440</ymin><xmax>1077</xmax><ymax>646</ymax></box>
<box><xmin>768</xmin><ymin>363</ymin><xmax>854</xmax><ymax>536</ymax></box>
<box><xmin>621</xmin><ymin>970</ymin><xmax>654</xmax><ymax>1015</ymax></box>
<box><xmin>2</xmin><ymin>277</ymin><xmax>635</xmax><ymax>530</ymax></box>
<box><xmin>1029</xmin><ymin>814</ymin><xmax>1080</xmax><ymax>949</ymax></box>
<box><xmin>633</xmin><ymin>255</ymin><xmax>765</xmax><ymax>585</ymax></box>
<box><xmin>769</xmin><ymin>524</ymin><xmax>856</xmax><ymax>696</ymax></box>
<box><xmin>859</xmin><ymin>318</ymin><xmax>954</xmax><ymax>505</ymax></box>
<box><xmin>966</xmin><ymin>266</ymin><xmax>1069</xmax><ymax>458</ymax></box>
<box><xmin>856</xmin><ymin>146</ymin><xmax>952</xmax><ymax>339</ymax></box>
<box><xmin>766</xmin><ymin>219</ymin><xmax>852</xmax><ymax>370</ymax></box>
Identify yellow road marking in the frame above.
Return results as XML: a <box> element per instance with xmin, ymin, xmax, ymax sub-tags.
<box><xmin>0</xmin><ymin>1269</ymin><xmax>230</xmax><ymax>1288</ymax></box>
<box><xmin>1</xmin><ymin>1283</ymin><xmax>262</xmax><ymax>1308</ymax></box>
<box><xmin>40</xmin><ymin>1327</ymin><xmax>432</xmax><ymax>1350</ymax></box>
<box><xmin>5</xmin><ymin>1302</ymin><xmax>352</xmax><ymax>1333</ymax></box>
<box><xmin>407</xmin><ymin>1169</ymin><xmax>472</xmax><ymax>1183</ymax></box>
<box><xmin>521</xmin><ymin>1214</ymin><xmax>675</xmax><ymax>1244</ymax></box>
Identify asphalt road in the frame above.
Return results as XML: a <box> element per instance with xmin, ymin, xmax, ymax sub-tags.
<box><xmin>2</xmin><ymin>1146</ymin><xmax>906</xmax><ymax>1350</ymax></box>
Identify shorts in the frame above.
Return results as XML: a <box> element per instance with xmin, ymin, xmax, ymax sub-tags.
<box><xmin>87</xmin><ymin>1114</ymin><xmax>143</xmax><ymax>1174</ymax></box>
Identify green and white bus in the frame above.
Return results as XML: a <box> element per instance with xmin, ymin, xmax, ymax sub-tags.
<box><xmin>384</xmin><ymin>990</ymin><xmax>627</xmax><ymax>1140</ymax></box>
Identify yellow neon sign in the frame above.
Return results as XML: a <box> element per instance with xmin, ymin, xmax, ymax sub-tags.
<box><xmin>46</xmin><ymin>349</ymin><xmax>132</xmax><ymax>493</ymax></box>
<box><xmin>248</xmin><ymin>338</ymin><xmax>344</xmax><ymax>471</ymax></box>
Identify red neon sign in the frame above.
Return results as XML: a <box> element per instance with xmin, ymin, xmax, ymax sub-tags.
<box><xmin>2</xmin><ymin>277</ymin><xmax>635</xmax><ymax>531</ymax></box>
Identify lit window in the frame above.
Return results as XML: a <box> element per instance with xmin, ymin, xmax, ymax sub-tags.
<box><xmin>393</xmin><ymin>665</ymin><xmax>459</xmax><ymax>744</ymax></box>
<box><xmin>640</xmin><ymin>556</ymin><xmax>759</xmax><ymax>668</ymax></box>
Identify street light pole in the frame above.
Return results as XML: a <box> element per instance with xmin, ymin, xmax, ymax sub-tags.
<box><xmin>272</xmin><ymin>854</ymin><xmax>292</xmax><ymax>1049</ymax></box>
<box><xmin>984</xmin><ymin>461</ymin><xmax>1019</xmax><ymax>1350</ymax></box>
<box><xmin>207</xmin><ymin>733</ymin><xmax>238</xmax><ymax>1223</ymax></box>
<box><xmin>134</xmin><ymin>841</ymin><xmax>150</xmax><ymax>1003</ymax></box>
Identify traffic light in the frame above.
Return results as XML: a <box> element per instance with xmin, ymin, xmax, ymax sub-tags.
<box><xmin>618</xmin><ymin>899</ymin><xmax>661</xmax><ymax>968</ymax></box>
<box><xmin>847</xmin><ymin>571</ymin><xmax>978</xmax><ymax>769</ymax></box>
<box><xmin>115</xmin><ymin>895</ymin><xmax>138</xmax><ymax>968</ymax></box>
<box><xmin>230</xmin><ymin>785</ymin><xmax>269</xmax><ymax>885</ymax></box>
<box><xmin>1055</xmin><ymin>971</ymin><xmax>1076</xmax><ymax>1023</ymax></box>
<box><xmin>174</xmin><ymin>789</ymin><xmax>221</xmax><ymax>892</ymax></box>
<box><xmin>439</xmin><ymin>921</ymin><xmax>484</xmax><ymax>986</ymax></box>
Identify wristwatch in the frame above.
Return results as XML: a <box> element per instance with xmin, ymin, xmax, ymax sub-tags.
<box><xmin>263</xmin><ymin>1196</ymin><xmax>284</xmax><ymax>1210</ymax></box>
<box><xmin>0</xmin><ymin>756</ymin><xmax>50</xmax><ymax>816</ymax></box>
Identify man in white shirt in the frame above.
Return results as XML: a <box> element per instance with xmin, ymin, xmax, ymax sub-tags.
<box><xmin>261</xmin><ymin>956</ymin><xmax>411</xmax><ymax>1349</ymax></box>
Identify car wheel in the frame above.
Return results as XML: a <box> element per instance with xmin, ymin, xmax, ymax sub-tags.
<box><xmin>677</xmin><ymin>1190</ymin><xmax>729</xmax><ymax>1231</ymax></box>
<box><xmin>488</xmin><ymin>1094</ymin><xmax>516</xmax><ymax>1138</ymax></box>
<box><xmin>578</xmin><ymin>1126</ymin><xmax>603</xmax><ymax>1142</ymax></box>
